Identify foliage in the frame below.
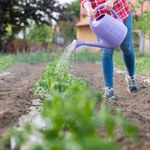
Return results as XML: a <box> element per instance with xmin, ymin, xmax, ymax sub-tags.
<box><xmin>59</xmin><ymin>0</ymin><xmax>80</xmax><ymax>43</ymax></box>
<box><xmin>65</xmin><ymin>0</ymin><xmax>80</xmax><ymax>19</ymax></box>
<box><xmin>60</xmin><ymin>21</ymin><xmax>76</xmax><ymax>42</ymax></box>
<box><xmin>135</xmin><ymin>11</ymin><xmax>150</xmax><ymax>33</ymax></box>
<box><xmin>130</xmin><ymin>0</ymin><xmax>150</xmax><ymax>33</ymax></box>
<box><xmin>0</xmin><ymin>54</ymin><xmax>138</xmax><ymax>149</ymax></box>
<box><xmin>27</xmin><ymin>24</ymin><xmax>53</xmax><ymax>44</ymax></box>
<box><xmin>0</xmin><ymin>0</ymin><xmax>67</xmax><ymax>51</ymax></box>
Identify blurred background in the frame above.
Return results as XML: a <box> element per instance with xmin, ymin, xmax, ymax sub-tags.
<box><xmin>0</xmin><ymin>0</ymin><xmax>149</xmax><ymax>54</ymax></box>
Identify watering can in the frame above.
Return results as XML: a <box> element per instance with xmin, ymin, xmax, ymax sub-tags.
<box><xmin>72</xmin><ymin>4</ymin><xmax>127</xmax><ymax>49</ymax></box>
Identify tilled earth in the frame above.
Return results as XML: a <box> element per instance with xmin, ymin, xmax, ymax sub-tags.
<box><xmin>72</xmin><ymin>62</ymin><xmax>150</xmax><ymax>150</ymax></box>
<box><xmin>0</xmin><ymin>62</ymin><xmax>150</xmax><ymax>150</ymax></box>
<box><xmin>0</xmin><ymin>63</ymin><xmax>45</xmax><ymax>136</ymax></box>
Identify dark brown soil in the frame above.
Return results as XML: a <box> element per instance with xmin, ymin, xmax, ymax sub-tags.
<box><xmin>0</xmin><ymin>63</ymin><xmax>45</xmax><ymax>136</ymax></box>
<box><xmin>72</xmin><ymin>62</ymin><xmax>150</xmax><ymax>150</ymax></box>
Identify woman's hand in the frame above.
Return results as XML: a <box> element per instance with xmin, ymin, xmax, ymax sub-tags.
<box><xmin>87</xmin><ymin>8</ymin><xmax>96</xmax><ymax>17</ymax></box>
<box><xmin>105</xmin><ymin>0</ymin><xmax>116</xmax><ymax>12</ymax></box>
<box><xmin>84</xmin><ymin>2</ymin><xmax>96</xmax><ymax>17</ymax></box>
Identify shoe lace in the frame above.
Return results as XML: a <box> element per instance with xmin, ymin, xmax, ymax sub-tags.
<box><xmin>130</xmin><ymin>78</ymin><xmax>136</xmax><ymax>87</ymax></box>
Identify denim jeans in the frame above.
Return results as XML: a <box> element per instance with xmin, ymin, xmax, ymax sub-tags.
<box><xmin>100</xmin><ymin>12</ymin><xmax>135</xmax><ymax>88</ymax></box>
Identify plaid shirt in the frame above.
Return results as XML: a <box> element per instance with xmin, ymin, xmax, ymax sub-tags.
<box><xmin>80</xmin><ymin>0</ymin><xmax>130</xmax><ymax>22</ymax></box>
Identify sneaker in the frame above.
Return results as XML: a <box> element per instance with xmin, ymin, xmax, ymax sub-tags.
<box><xmin>125</xmin><ymin>75</ymin><xmax>138</xmax><ymax>93</ymax></box>
<box><xmin>104</xmin><ymin>87</ymin><xmax>116</xmax><ymax>100</ymax></box>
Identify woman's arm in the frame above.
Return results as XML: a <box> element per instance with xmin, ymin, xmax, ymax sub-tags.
<box><xmin>84</xmin><ymin>2</ymin><xmax>95</xmax><ymax>16</ymax></box>
<box><xmin>105</xmin><ymin>0</ymin><xmax>116</xmax><ymax>11</ymax></box>
<box><xmin>80</xmin><ymin>0</ymin><xmax>116</xmax><ymax>16</ymax></box>
<box><xmin>80</xmin><ymin>0</ymin><xmax>91</xmax><ymax>7</ymax></box>
<box><xmin>80</xmin><ymin>0</ymin><xmax>95</xmax><ymax>17</ymax></box>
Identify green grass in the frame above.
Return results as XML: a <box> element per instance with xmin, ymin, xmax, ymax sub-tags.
<box><xmin>113</xmin><ymin>50</ymin><xmax>150</xmax><ymax>76</ymax></box>
<box><xmin>15</xmin><ymin>51</ymin><xmax>59</xmax><ymax>63</ymax></box>
<box><xmin>74</xmin><ymin>50</ymin><xmax>99</xmax><ymax>62</ymax></box>
<box><xmin>0</xmin><ymin>51</ymin><xmax>58</xmax><ymax>72</ymax></box>
<box><xmin>74</xmin><ymin>50</ymin><xmax>150</xmax><ymax>77</ymax></box>
<box><xmin>0</xmin><ymin>50</ymin><xmax>150</xmax><ymax>77</ymax></box>
<box><xmin>135</xmin><ymin>53</ymin><xmax>150</xmax><ymax>76</ymax></box>
<box><xmin>0</xmin><ymin>54</ymin><xmax>16</xmax><ymax>72</ymax></box>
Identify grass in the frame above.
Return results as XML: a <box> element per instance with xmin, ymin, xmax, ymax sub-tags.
<box><xmin>74</xmin><ymin>50</ymin><xmax>150</xmax><ymax>77</ymax></box>
<box><xmin>113</xmin><ymin>50</ymin><xmax>150</xmax><ymax>76</ymax></box>
<box><xmin>0</xmin><ymin>54</ymin><xmax>16</xmax><ymax>72</ymax></box>
<box><xmin>0</xmin><ymin>50</ymin><xmax>150</xmax><ymax>77</ymax></box>
<box><xmin>74</xmin><ymin>50</ymin><xmax>99</xmax><ymax>62</ymax></box>
<box><xmin>135</xmin><ymin>52</ymin><xmax>150</xmax><ymax>76</ymax></box>
<box><xmin>0</xmin><ymin>50</ymin><xmax>58</xmax><ymax>72</ymax></box>
<box><xmin>15</xmin><ymin>51</ymin><xmax>59</xmax><ymax>63</ymax></box>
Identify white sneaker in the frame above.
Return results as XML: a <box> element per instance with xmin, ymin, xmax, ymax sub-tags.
<box><xmin>104</xmin><ymin>87</ymin><xmax>116</xmax><ymax>100</ymax></box>
<box><xmin>125</xmin><ymin>75</ymin><xmax>138</xmax><ymax>93</ymax></box>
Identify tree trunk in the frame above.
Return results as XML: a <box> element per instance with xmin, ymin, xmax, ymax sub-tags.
<box><xmin>3</xmin><ymin>35</ymin><xmax>14</xmax><ymax>53</ymax></box>
<box><xmin>50</xmin><ymin>24</ymin><xmax>57</xmax><ymax>53</ymax></box>
<box><xmin>23</xmin><ymin>26</ymin><xmax>28</xmax><ymax>53</ymax></box>
<box><xmin>0</xmin><ymin>37</ymin><xmax>3</xmax><ymax>53</ymax></box>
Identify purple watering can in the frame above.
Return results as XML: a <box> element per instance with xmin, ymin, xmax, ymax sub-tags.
<box><xmin>72</xmin><ymin>4</ymin><xmax>127</xmax><ymax>49</ymax></box>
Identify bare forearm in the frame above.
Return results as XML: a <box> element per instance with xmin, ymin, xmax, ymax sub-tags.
<box><xmin>105</xmin><ymin>0</ymin><xmax>116</xmax><ymax>11</ymax></box>
<box><xmin>108</xmin><ymin>0</ymin><xmax>116</xmax><ymax>3</ymax></box>
<box><xmin>83</xmin><ymin>0</ymin><xmax>117</xmax><ymax>15</ymax></box>
<box><xmin>111</xmin><ymin>0</ymin><xmax>116</xmax><ymax>3</ymax></box>
<box><xmin>84</xmin><ymin>2</ymin><xmax>92</xmax><ymax>10</ymax></box>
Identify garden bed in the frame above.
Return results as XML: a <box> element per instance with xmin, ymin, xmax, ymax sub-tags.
<box><xmin>0</xmin><ymin>61</ymin><xmax>150</xmax><ymax>150</ymax></box>
<box><xmin>71</xmin><ymin>62</ymin><xmax>150</xmax><ymax>150</ymax></box>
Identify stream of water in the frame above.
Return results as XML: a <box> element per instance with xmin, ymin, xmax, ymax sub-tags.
<box><xmin>55</xmin><ymin>43</ymin><xmax>75</xmax><ymax>73</ymax></box>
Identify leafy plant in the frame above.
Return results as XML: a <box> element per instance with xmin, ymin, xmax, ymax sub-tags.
<box><xmin>0</xmin><ymin>52</ymin><xmax>138</xmax><ymax>149</ymax></box>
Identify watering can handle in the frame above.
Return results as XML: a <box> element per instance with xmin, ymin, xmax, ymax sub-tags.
<box><xmin>89</xmin><ymin>4</ymin><xmax>121</xmax><ymax>23</ymax></box>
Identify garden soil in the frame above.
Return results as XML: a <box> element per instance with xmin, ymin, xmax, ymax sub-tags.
<box><xmin>72</xmin><ymin>62</ymin><xmax>150</xmax><ymax>150</ymax></box>
<box><xmin>0</xmin><ymin>63</ymin><xmax>45</xmax><ymax>136</ymax></box>
<box><xmin>0</xmin><ymin>62</ymin><xmax>150</xmax><ymax>150</ymax></box>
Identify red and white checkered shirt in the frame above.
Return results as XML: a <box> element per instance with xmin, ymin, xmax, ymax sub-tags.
<box><xmin>80</xmin><ymin>0</ymin><xmax>130</xmax><ymax>22</ymax></box>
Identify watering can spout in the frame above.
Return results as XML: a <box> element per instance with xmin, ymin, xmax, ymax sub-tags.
<box><xmin>71</xmin><ymin>39</ymin><xmax>113</xmax><ymax>50</ymax></box>
<box><xmin>71</xmin><ymin>40</ymin><xmax>84</xmax><ymax>49</ymax></box>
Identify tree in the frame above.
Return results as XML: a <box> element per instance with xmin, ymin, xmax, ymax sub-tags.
<box><xmin>65</xmin><ymin>0</ymin><xmax>80</xmax><ymax>19</ymax></box>
<box><xmin>129</xmin><ymin>0</ymin><xmax>150</xmax><ymax>53</ymax></box>
<box><xmin>0</xmin><ymin>0</ymin><xmax>66</xmax><ymax>52</ymax></box>
<box><xmin>27</xmin><ymin>23</ymin><xmax>53</xmax><ymax>45</ymax></box>
<box><xmin>60</xmin><ymin>21</ymin><xmax>76</xmax><ymax>43</ymax></box>
<box><xmin>59</xmin><ymin>0</ymin><xmax>80</xmax><ymax>44</ymax></box>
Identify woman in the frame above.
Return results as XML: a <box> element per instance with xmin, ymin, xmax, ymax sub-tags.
<box><xmin>80</xmin><ymin>0</ymin><xmax>138</xmax><ymax>100</ymax></box>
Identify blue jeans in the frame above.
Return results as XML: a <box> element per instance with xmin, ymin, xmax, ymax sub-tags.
<box><xmin>100</xmin><ymin>12</ymin><xmax>135</xmax><ymax>88</ymax></box>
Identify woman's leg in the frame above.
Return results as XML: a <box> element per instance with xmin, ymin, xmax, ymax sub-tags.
<box><xmin>120</xmin><ymin>12</ymin><xmax>138</xmax><ymax>92</ymax></box>
<box><xmin>120</xmin><ymin>12</ymin><xmax>135</xmax><ymax>76</ymax></box>
<box><xmin>100</xmin><ymin>48</ymin><xmax>116</xmax><ymax>99</ymax></box>
<box><xmin>100</xmin><ymin>48</ymin><xmax>114</xmax><ymax>88</ymax></box>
